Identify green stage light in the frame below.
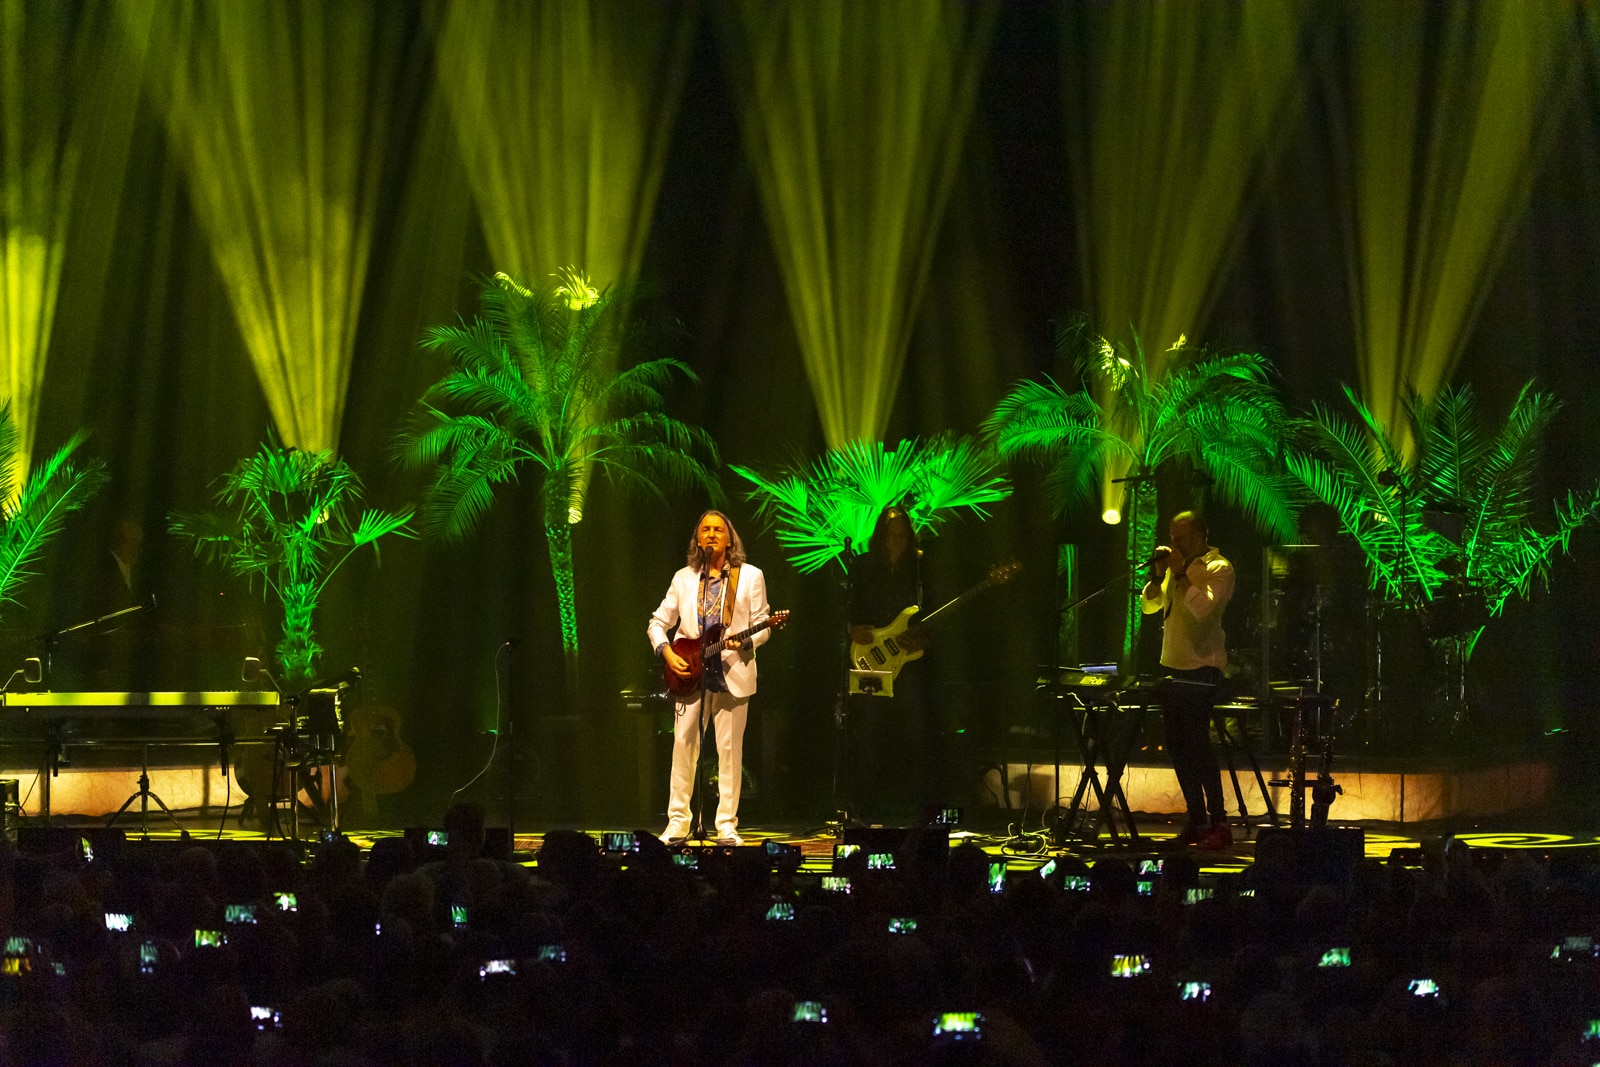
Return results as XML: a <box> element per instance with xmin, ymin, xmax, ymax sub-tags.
<box><xmin>144</xmin><ymin>0</ymin><xmax>404</xmax><ymax>453</ymax></box>
<box><xmin>1331</xmin><ymin>0</ymin><xmax>1575</xmax><ymax>442</ymax></box>
<box><xmin>733</xmin><ymin>436</ymin><xmax>1010</xmax><ymax>575</ymax></box>
<box><xmin>721</xmin><ymin>0</ymin><xmax>996</xmax><ymax>448</ymax></box>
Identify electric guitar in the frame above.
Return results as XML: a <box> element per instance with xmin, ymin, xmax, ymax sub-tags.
<box><xmin>849</xmin><ymin>560</ymin><xmax>1021</xmax><ymax>697</ymax></box>
<box><xmin>664</xmin><ymin>609</ymin><xmax>791</xmax><ymax>700</ymax></box>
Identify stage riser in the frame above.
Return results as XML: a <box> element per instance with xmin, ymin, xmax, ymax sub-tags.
<box><xmin>986</xmin><ymin>760</ymin><xmax>1552</xmax><ymax>822</ymax></box>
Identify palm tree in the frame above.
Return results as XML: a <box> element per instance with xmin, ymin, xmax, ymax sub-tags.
<box><xmin>1287</xmin><ymin>381</ymin><xmax>1600</xmax><ymax>660</ymax></box>
<box><xmin>0</xmin><ymin>403</ymin><xmax>108</xmax><ymax>620</ymax></box>
<box><xmin>396</xmin><ymin>269</ymin><xmax>719</xmax><ymax>667</ymax></box>
<box><xmin>169</xmin><ymin>439</ymin><xmax>413</xmax><ymax>685</ymax></box>
<box><xmin>732</xmin><ymin>435</ymin><xmax>1010</xmax><ymax>574</ymax></box>
<box><xmin>984</xmin><ymin>320</ymin><xmax>1298</xmax><ymax>663</ymax></box>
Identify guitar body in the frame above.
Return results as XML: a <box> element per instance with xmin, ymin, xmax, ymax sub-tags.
<box><xmin>849</xmin><ymin>606</ymin><xmax>925</xmax><ymax>698</ymax></box>
<box><xmin>662</xmin><ymin>610</ymin><xmax>790</xmax><ymax>700</ymax></box>
<box><xmin>345</xmin><ymin>704</ymin><xmax>418</xmax><ymax>801</ymax></box>
<box><xmin>666</xmin><ymin>625</ymin><xmax>725</xmax><ymax>701</ymax></box>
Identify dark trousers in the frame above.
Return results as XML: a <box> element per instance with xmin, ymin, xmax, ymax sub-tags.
<box><xmin>848</xmin><ymin>661</ymin><xmax>941</xmax><ymax>821</ymax></box>
<box><xmin>1160</xmin><ymin>665</ymin><xmax>1225</xmax><ymax>824</ymax></box>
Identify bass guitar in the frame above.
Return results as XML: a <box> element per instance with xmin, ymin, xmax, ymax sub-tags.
<box><xmin>850</xmin><ymin>560</ymin><xmax>1020</xmax><ymax>697</ymax></box>
<box><xmin>664</xmin><ymin>609</ymin><xmax>791</xmax><ymax>700</ymax></box>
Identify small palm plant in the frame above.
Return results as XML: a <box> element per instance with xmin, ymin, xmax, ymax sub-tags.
<box><xmin>984</xmin><ymin>320</ymin><xmax>1298</xmax><ymax>662</ymax></box>
<box><xmin>170</xmin><ymin>440</ymin><xmax>413</xmax><ymax>685</ymax></box>
<box><xmin>1287</xmin><ymin>381</ymin><xmax>1600</xmax><ymax>659</ymax></box>
<box><xmin>0</xmin><ymin>403</ymin><xmax>108</xmax><ymax>619</ymax></box>
<box><xmin>396</xmin><ymin>269</ymin><xmax>719</xmax><ymax>667</ymax></box>
<box><xmin>732</xmin><ymin>435</ymin><xmax>1010</xmax><ymax>573</ymax></box>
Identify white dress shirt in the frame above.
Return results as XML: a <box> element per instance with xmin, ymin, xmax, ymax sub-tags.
<box><xmin>1140</xmin><ymin>545</ymin><xmax>1234</xmax><ymax>670</ymax></box>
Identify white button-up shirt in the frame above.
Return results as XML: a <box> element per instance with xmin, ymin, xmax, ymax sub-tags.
<box><xmin>1140</xmin><ymin>545</ymin><xmax>1234</xmax><ymax>670</ymax></box>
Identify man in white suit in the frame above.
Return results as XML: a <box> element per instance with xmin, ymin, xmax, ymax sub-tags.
<box><xmin>648</xmin><ymin>510</ymin><xmax>772</xmax><ymax>845</ymax></box>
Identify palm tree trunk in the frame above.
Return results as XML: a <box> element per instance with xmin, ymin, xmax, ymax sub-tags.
<box><xmin>544</xmin><ymin>520</ymin><xmax>580</xmax><ymax>671</ymax></box>
<box><xmin>1121</xmin><ymin>483</ymin><xmax>1159</xmax><ymax>669</ymax></box>
<box><xmin>278</xmin><ymin>579</ymin><xmax>321</xmax><ymax>686</ymax></box>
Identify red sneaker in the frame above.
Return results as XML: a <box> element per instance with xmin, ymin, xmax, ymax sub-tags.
<box><xmin>1198</xmin><ymin>823</ymin><xmax>1233</xmax><ymax>850</ymax></box>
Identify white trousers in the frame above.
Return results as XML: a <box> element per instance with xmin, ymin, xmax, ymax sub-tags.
<box><xmin>665</xmin><ymin>690</ymin><xmax>748</xmax><ymax>839</ymax></box>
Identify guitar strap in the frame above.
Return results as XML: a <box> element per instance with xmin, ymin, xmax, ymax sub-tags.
<box><xmin>723</xmin><ymin>565</ymin><xmax>741</xmax><ymax>628</ymax></box>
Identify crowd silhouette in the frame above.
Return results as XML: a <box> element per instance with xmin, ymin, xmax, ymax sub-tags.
<box><xmin>0</xmin><ymin>806</ymin><xmax>1596</xmax><ymax>1065</ymax></box>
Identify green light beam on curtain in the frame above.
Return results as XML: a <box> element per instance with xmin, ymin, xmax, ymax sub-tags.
<box><xmin>144</xmin><ymin>0</ymin><xmax>405</xmax><ymax>453</ymax></box>
<box><xmin>1330</xmin><ymin>0</ymin><xmax>1577</xmax><ymax>443</ymax></box>
<box><xmin>2</xmin><ymin>0</ymin><xmax>147</xmax><ymax>478</ymax></box>
<box><xmin>1064</xmin><ymin>0</ymin><xmax>1305</xmax><ymax>520</ymax></box>
<box><xmin>721</xmin><ymin>0</ymin><xmax>997</xmax><ymax>448</ymax></box>
<box><xmin>435</xmin><ymin>0</ymin><xmax>694</xmax><ymax>291</ymax></box>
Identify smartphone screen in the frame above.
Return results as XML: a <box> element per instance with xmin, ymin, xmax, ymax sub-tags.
<box><xmin>931</xmin><ymin>1011</ymin><xmax>983</xmax><ymax>1042</ymax></box>
<box><xmin>987</xmin><ymin>862</ymin><xmax>1006</xmax><ymax>894</ymax></box>
<box><xmin>275</xmin><ymin>892</ymin><xmax>298</xmax><ymax>913</ymax></box>
<box><xmin>821</xmin><ymin>875</ymin><xmax>852</xmax><ymax>894</ymax></box>
<box><xmin>765</xmin><ymin>901</ymin><xmax>796</xmax><ymax>921</ymax></box>
<box><xmin>1317</xmin><ymin>947</ymin><xmax>1351</xmax><ymax>968</ymax></box>
<box><xmin>104</xmin><ymin>913</ymin><xmax>133</xmax><ymax>933</ymax></box>
<box><xmin>602</xmin><ymin>831</ymin><xmax>637</xmax><ymax>853</ymax></box>
<box><xmin>887</xmin><ymin>917</ymin><xmax>918</xmax><ymax>934</ymax></box>
<box><xmin>225</xmin><ymin>904</ymin><xmax>257</xmax><ymax>925</ymax></box>
<box><xmin>478</xmin><ymin>958</ymin><xmax>516</xmax><ymax>979</ymax></box>
<box><xmin>793</xmin><ymin>1001</ymin><xmax>827</xmax><ymax>1023</ymax></box>
<box><xmin>1110</xmin><ymin>953</ymin><xmax>1150</xmax><ymax>978</ymax></box>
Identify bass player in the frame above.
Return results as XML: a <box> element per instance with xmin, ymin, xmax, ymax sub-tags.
<box><xmin>649</xmin><ymin>509</ymin><xmax>773</xmax><ymax>845</ymax></box>
<box><xmin>847</xmin><ymin>504</ymin><xmax>941</xmax><ymax>822</ymax></box>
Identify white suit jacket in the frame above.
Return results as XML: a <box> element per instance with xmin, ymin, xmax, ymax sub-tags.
<box><xmin>648</xmin><ymin>563</ymin><xmax>771</xmax><ymax>700</ymax></box>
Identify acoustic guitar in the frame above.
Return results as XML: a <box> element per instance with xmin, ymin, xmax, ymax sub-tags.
<box><xmin>850</xmin><ymin>560</ymin><xmax>1021</xmax><ymax>697</ymax></box>
<box><xmin>664</xmin><ymin>609</ymin><xmax>791</xmax><ymax>700</ymax></box>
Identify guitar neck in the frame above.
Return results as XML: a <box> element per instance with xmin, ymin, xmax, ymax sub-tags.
<box><xmin>728</xmin><ymin>616</ymin><xmax>780</xmax><ymax>643</ymax></box>
<box><xmin>919</xmin><ymin>577</ymin><xmax>998</xmax><ymax>626</ymax></box>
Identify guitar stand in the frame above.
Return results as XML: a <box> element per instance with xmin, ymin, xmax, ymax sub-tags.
<box><xmin>106</xmin><ymin>743</ymin><xmax>182</xmax><ymax>837</ymax></box>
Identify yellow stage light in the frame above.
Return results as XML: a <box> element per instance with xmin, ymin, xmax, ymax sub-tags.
<box><xmin>435</xmin><ymin>0</ymin><xmax>694</xmax><ymax>295</ymax></box>
<box><xmin>2</xmin><ymin>0</ymin><xmax>147</xmax><ymax>476</ymax></box>
<box><xmin>1064</xmin><ymin>0</ymin><xmax>1305</xmax><ymax>520</ymax></box>
<box><xmin>1101</xmin><ymin>508</ymin><xmax>1121</xmax><ymax>526</ymax></box>
<box><xmin>722</xmin><ymin>0</ymin><xmax>997</xmax><ymax>447</ymax></box>
<box><xmin>1332</xmin><ymin>0</ymin><xmax>1575</xmax><ymax>443</ymax></box>
<box><xmin>145</xmin><ymin>0</ymin><xmax>405</xmax><ymax>453</ymax></box>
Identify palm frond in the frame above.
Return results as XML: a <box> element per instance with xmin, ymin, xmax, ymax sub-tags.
<box><xmin>0</xmin><ymin>437</ymin><xmax>107</xmax><ymax>611</ymax></box>
<box><xmin>736</xmin><ymin>437</ymin><xmax>1010</xmax><ymax>573</ymax></box>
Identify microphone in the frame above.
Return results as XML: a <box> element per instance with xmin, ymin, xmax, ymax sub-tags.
<box><xmin>1143</xmin><ymin>547</ymin><xmax>1172</xmax><ymax>568</ymax></box>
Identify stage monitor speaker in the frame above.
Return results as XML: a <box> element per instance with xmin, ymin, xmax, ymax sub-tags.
<box><xmin>1254</xmin><ymin>826</ymin><xmax>1364</xmax><ymax>887</ymax></box>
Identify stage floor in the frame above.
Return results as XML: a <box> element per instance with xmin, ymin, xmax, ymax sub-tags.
<box><xmin>19</xmin><ymin>809</ymin><xmax>1600</xmax><ymax>879</ymax></box>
